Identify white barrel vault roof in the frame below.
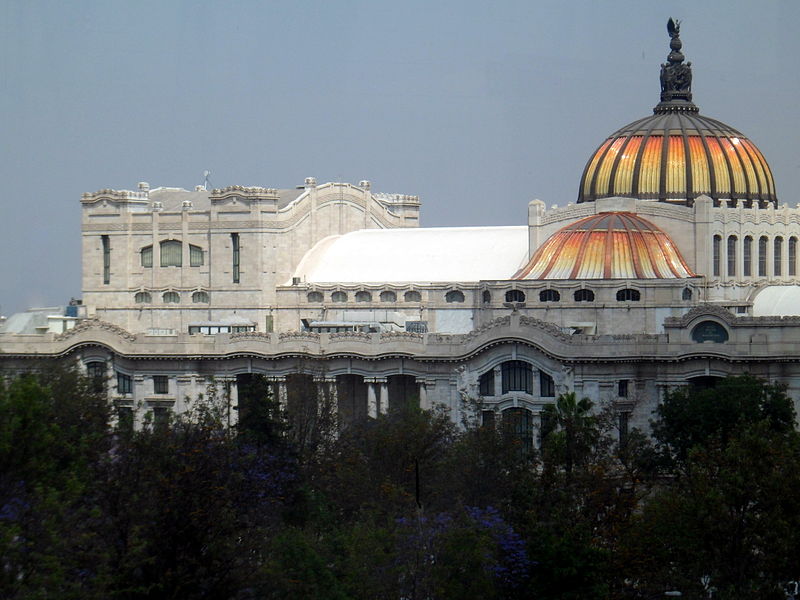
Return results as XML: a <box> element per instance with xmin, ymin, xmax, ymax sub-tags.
<box><xmin>291</xmin><ymin>226</ymin><xmax>529</xmax><ymax>284</ymax></box>
<box><xmin>752</xmin><ymin>286</ymin><xmax>800</xmax><ymax>317</ymax></box>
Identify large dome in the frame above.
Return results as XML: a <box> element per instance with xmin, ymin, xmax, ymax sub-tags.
<box><xmin>578</xmin><ymin>20</ymin><xmax>777</xmax><ymax>208</ymax></box>
<box><xmin>513</xmin><ymin>212</ymin><xmax>695</xmax><ymax>280</ymax></box>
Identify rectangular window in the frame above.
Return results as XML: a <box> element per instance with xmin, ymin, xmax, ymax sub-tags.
<box><xmin>502</xmin><ymin>361</ymin><xmax>532</xmax><ymax>394</ymax></box>
<box><xmin>759</xmin><ymin>237</ymin><xmax>767</xmax><ymax>277</ymax></box>
<box><xmin>87</xmin><ymin>361</ymin><xmax>106</xmax><ymax>393</ymax></box>
<box><xmin>102</xmin><ymin>235</ymin><xmax>110</xmax><ymax>284</ymax></box>
<box><xmin>231</xmin><ymin>233</ymin><xmax>240</xmax><ymax>283</ymax></box>
<box><xmin>618</xmin><ymin>412</ymin><xmax>630</xmax><ymax>447</ymax></box>
<box><xmin>189</xmin><ymin>244</ymin><xmax>204</xmax><ymax>267</ymax></box>
<box><xmin>152</xmin><ymin>406</ymin><xmax>169</xmax><ymax>432</ymax></box>
<box><xmin>774</xmin><ymin>237</ymin><xmax>783</xmax><ymax>276</ymax></box>
<box><xmin>618</xmin><ymin>379</ymin><xmax>629</xmax><ymax>397</ymax></box>
<box><xmin>153</xmin><ymin>375</ymin><xmax>169</xmax><ymax>394</ymax></box>
<box><xmin>481</xmin><ymin>410</ymin><xmax>495</xmax><ymax>429</ymax></box>
<box><xmin>117</xmin><ymin>372</ymin><xmax>132</xmax><ymax>394</ymax></box>
<box><xmin>479</xmin><ymin>370</ymin><xmax>495</xmax><ymax>396</ymax></box>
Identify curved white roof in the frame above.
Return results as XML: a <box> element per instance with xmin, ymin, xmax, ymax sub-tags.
<box><xmin>292</xmin><ymin>226</ymin><xmax>528</xmax><ymax>284</ymax></box>
<box><xmin>752</xmin><ymin>285</ymin><xmax>800</xmax><ymax>317</ymax></box>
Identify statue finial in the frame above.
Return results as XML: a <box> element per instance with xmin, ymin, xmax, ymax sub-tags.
<box><xmin>655</xmin><ymin>17</ymin><xmax>697</xmax><ymax>112</ymax></box>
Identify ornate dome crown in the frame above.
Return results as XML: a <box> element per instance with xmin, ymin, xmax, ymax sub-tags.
<box><xmin>578</xmin><ymin>19</ymin><xmax>777</xmax><ymax>208</ymax></box>
<box><xmin>513</xmin><ymin>212</ymin><xmax>695</xmax><ymax>280</ymax></box>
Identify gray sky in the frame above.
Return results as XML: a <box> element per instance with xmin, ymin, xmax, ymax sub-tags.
<box><xmin>1</xmin><ymin>0</ymin><xmax>798</xmax><ymax>316</ymax></box>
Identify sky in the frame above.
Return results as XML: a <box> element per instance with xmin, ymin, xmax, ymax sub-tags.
<box><xmin>1</xmin><ymin>0</ymin><xmax>798</xmax><ymax>316</ymax></box>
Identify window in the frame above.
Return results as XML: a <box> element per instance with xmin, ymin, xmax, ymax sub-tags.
<box><xmin>743</xmin><ymin>236</ymin><xmax>752</xmax><ymax>277</ymax></box>
<box><xmin>691</xmin><ymin>321</ymin><xmax>729</xmax><ymax>343</ymax></box>
<box><xmin>574</xmin><ymin>289</ymin><xmax>595</xmax><ymax>302</ymax></box>
<box><xmin>117</xmin><ymin>406</ymin><xmax>134</xmax><ymax>432</ymax></box>
<box><xmin>355</xmin><ymin>291</ymin><xmax>372</xmax><ymax>302</ymax></box>
<box><xmin>618</xmin><ymin>379</ymin><xmax>629</xmax><ymax>398</ymax></box>
<box><xmin>727</xmin><ymin>235</ymin><xmax>737</xmax><ymax>277</ymax></box>
<box><xmin>192</xmin><ymin>291</ymin><xmax>209</xmax><ymax>303</ymax></box>
<box><xmin>405</xmin><ymin>321</ymin><xmax>428</xmax><ymax>333</ymax></box>
<box><xmin>505</xmin><ymin>289</ymin><xmax>525</xmax><ymax>303</ymax></box>
<box><xmin>162</xmin><ymin>291</ymin><xmax>180</xmax><ymax>304</ymax></box>
<box><xmin>152</xmin><ymin>406</ymin><xmax>170</xmax><ymax>432</ymax></box>
<box><xmin>445</xmin><ymin>290</ymin><xmax>465</xmax><ymax>303</ymax></box>
<box><xmin>482</xmin><ymin>290</ymin><xmax>491</xmax><ymax>304</ymax></box>
<box><xmin>501</xmin><ymin>361</ymin><xmax>532</xmax><ymax>394</ymax></box>
<box><xmin>134</xmin><ymin>291</ymin><xmax>151</xmax><ymax>304</ymax></box>
<box><xmin>380</xmin><ymin>290</ymin><xmax>397</xmax><ymax>302</ymax></box>
<box><xmin>618</xmin><ymin>412</ymin><xmax>630</xmax><ymax>447</ymax></box>
<box><xmin>102</xmin><ymin>235</ymin><xmax>110</xmax><ymax>284</ymax></box>
<box><xmin>481</xmin><ymin>410</ymin><xmax>496</xmax><ymax>429</ymax></box>
<box><xmin>153</xmin><ymin>376</ymin><xmax>169</xmax><ymax>394</ymax></box>
<box><xmin>759</xmin><ymin>236</ymin><xmax>768</xmax><ymax>276</ymax></box>
<box><xmin>307</xmin><ymin>291</ymin><xmax>324</xmax><ymax>303</ymax></box>
<box><xmin>331</xmin><ymin>291</ymin><xmax>347</xmax><ymax>303</ymax></box>
<box><xmin>189</xmin><ymin>244</ymin><xmax>204</xmax><ymax>267</ymax></box>
<box><xmin>87</xmin><ymin>361</ymin><xmax>106</xmax><ymax>393</ymax></box>
<box><xmin>539</xmin><ymin>289</ymin><xmax>560</xmax><ymax>302</ymax></box>
<box><xmin>790</xmin><ymin>237</ymin><xmax>798</xmax><ymax>277</ymax></box>
<box><xmin>231</xmin><ymin>233</ymin><xmax>240</xmax><ymax>283</ymax></box>
<box><xmin>539</xmin><ymin>371</ymin><xmax>555</xmax><ymax>397</ymax></box>
<box><xmin>160</xmin><ymin>240</ymin><xmax>182</xmax><ymax>267</ymax></box>
<box><xmin>616</xmin><ymin>288</ymin><xmax>640</xmax><ymax>302</ymax></box>
<box><xmin>404</xmin><ymin>290</ymin><xmax>422</xmax><ymax>302</ymax></box>
<box><xmin>712</xmin><ymin>235</ymin><xmax>721</xmax><ymax>277</ymax></box>
<box><xmin>479</xmin><ymin>369</ymin><xmax>495</xmax><ymax>396</ymax></box>
<box><xmin>682</xmin><ymin>287</ymin><xmax>692</xmax><ymax>301</ymax></box>
<box><xmin>774</xmin><ymin>236</ymin><xmax>783</xmax><ymax>276</ymax></box>
<box><xmin>117</xmin><ymin>372</ymin><xmax>132</xmax><ymax>394</ymax></box>
<box><xmin>503</xmin><ymin>408</ymin><xmax>533</xmax><ymax>453</ymax></box>
<box><xmin>141</xmin><ymin>245</ymin><xmax>153</xmax><ymax>268</ymax></box>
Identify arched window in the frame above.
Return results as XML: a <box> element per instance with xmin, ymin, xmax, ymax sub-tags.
<box><xmin>162</xmin><ymin>291</ymin><xmax>180</xmax><ymax>304</ymax></box>
<box><xmin>379</xmin><ymin>290</ymin><xmax>397</xmax><ymax>302</ymax></box>
<box><xmin>539</xmin><ymin>289</ymin><xmax>560</xmax><ymax>302</ymax></box>
<box><xmin>501</xmin><ymin>360</ymin><xmax>532</xmax><ymax>394</ymax></box>
<box><xmin>189</xmin><ymin>244</ymin><xmax>204</xmax><ymax>267</ymax></box>
<box><xmin>539</xmin><ymin>371</ymin><xmax>555</xmax><ymax>397</ymax></box>
<box><xmin>505</xmin><ymin>289</ymin><xmax>525</xmax><ymax>303</ymax></box>
<box><xmin>445</xmin><ymin>290</ymin><xmax>465</xmax><ymax>303</ymax></box>
<box><xmin>574</xmin><ymin>289</ymin><xmax>595</xmax><ymax>302</ymax></box>
<box><xmin>712</xmin><ymin>235</ymin><xmax>721</xmax><ymax>277</ymax></box>
<box><xmin>503</xmin><ymin>407</ymin><xmax>534</xmax><ymax>453</ymax></box>
<box><xmin>682</xmin><ymin>287</ymin><xmax>692</xmax><ymax>301</ymax></box>
<box><xmin>192</xmin><ymin>291</ymin><xmax>209</xmax><ymax>303</ymax></box>
<box><xmin>482</xmin><ymin>290</ymin><xmax>491</xmax><ymax>304</ymax></box>
<box><xmin>355</xmin><ymin>291</ymin><xmax>372</xmax><ymax>302</ymax></box>
<box><xmin>758</xmin><ymin>236</ymin><xmax>768</xmax><ymax>276</ymax></box>
<box><xmin>616</xmin><ymin>288</ymin><xmax>640</xmax><ymax>302</ymax></box>
<box><xmin>307</xmin><ymin>291</ymin><xmax>324</xmax><ymax>303</ymax></box>
<box><xmin>134</xmin><ymin>291</ymin><xmax>151</xmax><ymax>304</ymax></box>
<box><xmin>160</xmin><ymin>240</ymin><xmax>182</xmax><ymax>267</ymax></box>
<box><xmin>790</xmin><ymin>237</ymin><xmax>798</xmax><ymax>277</ymax></box>
<box><xmin>743</xmin><ymin>236</ymin><xmax>753</xmax><ymax>277</ymax></box>
<box><xmin>774</xmin><ymin>236</ymin><xmax>783</xmax><ymax>276</ymax></box>
<box><xmin>404</xmin><ymin>290</ymin><xmax>422</xmax><ymax>302</ymax></box>
<box><xmin>479</xmin><ymin>369</ymin><xmax>495</xmax><ymax>396</ymax></box>
<box><xmin>141</xmin><ymin>245</ymin><xmax>153</xmax><ymax>268</ymax></box>
<box><xmin>86</xmin><ymin>361</ymin><xmax>106</xmax><ymax>393</ymax></box>
<box><xmin>331</xmin><ymin>291</ymin><xmax>347</xmax><ymax>303</ymax></box>
<box><xmin>727</xmin><ymin>235</ymin><xmax>737</xmax><ymax>277</ymax></box>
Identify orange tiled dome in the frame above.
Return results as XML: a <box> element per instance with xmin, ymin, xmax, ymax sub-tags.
<box><xmin>513</xmin><ymin>212</ymin><xmax>695</xmax><ymax>280</ymax></box>
<box><xmin>578</xmin><ymin>19</ymin><xmax>777</xmax><ymax>207</ymax></box>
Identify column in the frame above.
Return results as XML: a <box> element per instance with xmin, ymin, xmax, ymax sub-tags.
<box><xmin>493</xmin><ymin>365</ymin><xmax>502</xmax><ymax>397</ymax></box>
<box><xmin>379</xmin><ymin>379</ymin><xmax>389</xmax><ymax>415</ymax></box>
<box><xmin>366</xmin><ymin>378</ymin><xmax>378</xmax><ymax>418</ymax></box>
<box><xmin>419</xmin><ymin>380</ymin><xmax>428</xmax><ymax>410</ymax></box>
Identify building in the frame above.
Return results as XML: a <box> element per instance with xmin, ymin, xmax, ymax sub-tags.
<box><xmin>2</xmin><ymin>20</ymin><xmax>799</xmax><ymax>444</ymax></box>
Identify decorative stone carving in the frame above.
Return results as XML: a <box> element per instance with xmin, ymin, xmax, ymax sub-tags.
<box><xmin>55</xmin><ymin>318</ymin><xmax>137</xmax><ymax>342</ymax></box>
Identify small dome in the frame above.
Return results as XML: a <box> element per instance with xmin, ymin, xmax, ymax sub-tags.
<box><xmin>514</xmin><ymin>212</ymin><xmax>695</xmax><ymax>280</ymax></box>
<box><xmin>578</xmin><ymin>20</ymin><xmax>777</xmax><ymax>207</ymax></box>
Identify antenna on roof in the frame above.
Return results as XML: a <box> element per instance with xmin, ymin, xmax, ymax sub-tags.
<box><xmin>202</xmin><ymin>170</ymin><xmax>211</xmax><ymax>191</ymax></box>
